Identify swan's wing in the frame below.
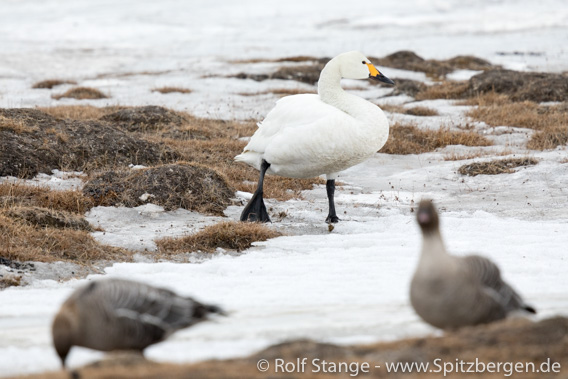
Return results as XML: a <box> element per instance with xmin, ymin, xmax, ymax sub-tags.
<box><xmin>242</xmin><ymin>94</ymin><xmax>353</xmax><ymax>155</ymax></box>
<box><xmin>463</xmin><ymin>255</ymin><xmax>533</xmax><ymax>313</ymax></box>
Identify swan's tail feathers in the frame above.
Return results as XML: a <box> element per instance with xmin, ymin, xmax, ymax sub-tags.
<box><xmin>240</xmin><ymin>190</ymin><xmax>271</xmax><ymax>223</ymax></box>
<box><xmin>234</xmin><ymin>151</ymin><xmax>261</xmax><ymax>170</ymax></box>
<box><xmin>523</xmin><ymin>304</ymin><xmax>537</xmax><ymax>314</ymax></box>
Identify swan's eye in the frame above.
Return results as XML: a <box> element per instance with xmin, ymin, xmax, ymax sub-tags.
<box><xmin>362</xmin><ymin>61</ymin><xmax>366</xmax><ymax>64</ymax></box>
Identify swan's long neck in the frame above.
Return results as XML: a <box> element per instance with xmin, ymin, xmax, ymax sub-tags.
<box><xmin>317</xmin><ymin>58</ymin><xmax>381</xmax><ymax>126</ymax></box>
<box><xmin>318</xmin><ymin>59</ymin><xmax>345</xmax><ymax>107</ymax></box>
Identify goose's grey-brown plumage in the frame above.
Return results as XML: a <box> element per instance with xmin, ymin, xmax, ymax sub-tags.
<box><xmin>410</xmin><ymin>200</ymin><xmax>536</xmax><ymax>329</ymax></box>
<box><xmin>52</xmin><ymin>278</ymin><xmax>224</xmax><ymax>367</ymax></box>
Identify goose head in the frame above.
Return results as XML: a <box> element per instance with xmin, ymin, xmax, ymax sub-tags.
<box><xmin>337</xmin><ymin>51</ymin><xmax>395</xmax><ymax>85</ymax></box>
<box><xmin>417</xmin><ymin>199</ymin><xmax>440</xmax><ymax>235</ymax></box>
<box><xmin>52</xmin><ymin>305</ymin><xmax>76</xmax><ymax>368</ymax></box>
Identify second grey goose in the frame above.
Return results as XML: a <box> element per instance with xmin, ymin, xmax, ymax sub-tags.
<box><xmin>410</xmin><ymin>200</ymin><xmax>536</xmax><ymax>329</ymax></box>
<box><xmin>52</xmin><ymin>278</ymin><xmax>224</xmax><ymax>367</ymax></box>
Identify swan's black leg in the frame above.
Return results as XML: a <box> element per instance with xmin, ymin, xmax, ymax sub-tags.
<box><xmin>325</xmin><ymin>179</ymin><xmax>340</xmax><ymax>224</ymax></box>
<box><xmin>240</xmin><ymin>160</ymin><xmax>271</xmax><ymax>223</ymax></box>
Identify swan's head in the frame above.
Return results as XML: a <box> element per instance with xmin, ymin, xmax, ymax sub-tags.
<box><xmin>336</xmin><ymin>51</ymin><xmax>395</xmax><ymax>85</ymax></box>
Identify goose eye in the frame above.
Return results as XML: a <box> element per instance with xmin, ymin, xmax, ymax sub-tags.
<box><xmin>362</xmin><ymin>61</ymin><xmax>366</xmax><ymax>64</ymax></box>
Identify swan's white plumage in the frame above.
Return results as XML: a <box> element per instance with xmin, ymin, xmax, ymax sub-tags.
<box><xmin>235</xmin><ymin>51</ymin><xmax>390</xmax><ymax>180</ymax></box>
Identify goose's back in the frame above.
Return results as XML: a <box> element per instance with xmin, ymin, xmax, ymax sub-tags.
<box><xmin>69</xmin><ymin>279</ymin><xmax>206</xmax><ymax>351</ymax></box>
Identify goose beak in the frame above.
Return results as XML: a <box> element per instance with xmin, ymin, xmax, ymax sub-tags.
<box><xmin>367</xmin><ymin>63</ymin><xmax>395</xmax><ymax>85</ymax></box>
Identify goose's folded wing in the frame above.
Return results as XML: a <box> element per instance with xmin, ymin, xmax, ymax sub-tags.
<box><xmin>81</xmin><ymin>280</ymin><xmax>200</xmax><ymax>346</ymax></box>
<box><xmin>464</xmin><ymin>255</ymin><xmax>527</xmax><ymax>311</ymax></box>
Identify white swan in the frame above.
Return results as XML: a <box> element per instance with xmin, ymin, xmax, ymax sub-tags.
<box><xmin>235</xmin><ymin>51</ymin><xmax>394</xmax><ymax>223</ymax></box>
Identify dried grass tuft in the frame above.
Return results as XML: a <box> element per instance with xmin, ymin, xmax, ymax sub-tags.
<box><xmin>405</xmin><ymin>106</ymin><xmax>440</xmax><ymax>116</ymax></box>
<box><xmin>0</xmin><ymin>115</ymin><xmax>38</xmax><ymax>133</ymax></box>
<box><xmin>239</xmin><ymin>88</ymin><xmax>316</xmax><ymax>97</ymax></box>
<box><xmin>152</xmin><ymin>87</ymin><xmax>192</xmax><ymax>94</ymax></box>
<box><xmin>458</xmin><ymin>157</ymin><xmax>538</xmax><ymax>176</ymax></box>
<box><xmin>83</xmin><ymin>162</ymin><xmax>234</xmax><ymax>215</ymax></box>
<box><xmin>38</xmin><ymin>105</ymin><xmax>123</xmax><ymax>120</ymax></box>
<box><xmin>32</xmin><ymin>79</ymin><xmax>77</xmax><ymax>89</ymax></box>
<box><xmin>415</xmin><ymin>81</ymin><xmax>470</xmax><ymax>100</ymax></box>
<box><xmin>0</xmin><ymin>214</ymin><xmax>130</xmax><ymax>263</ymax></box>
<box><xmin>157</xmin><ymin>221</ymin><xmax>281</xmax><ymax>254</ymax></box>
<box><xmin>465</xmin><ymin>95</ymin><xmax>568</xmax><ymax>150</ymax></box>
<box><xmin>527</xmin><ymin>124</ymin><xmax>568</xmax><ymax>150</ymax></box>
<box><xmin>380</xmin><ymin>104</ymin><xmax>439</xmax><ymax>116</ymax></box>
<box><xmin>52</xmin><ymin>87</ymin><xmax>108</xmax><ymax>100</ymax></box>
<box><xmin>0</xmin><ymin>275</ymin><xmax>22</xmax><ymax>289</ymax></box>
<box><xmin>0</xmin><ymin>182</ymin><xmax>128</xmax><ymax>264</ymax></box>
<box><xmin>0</xmin><ymin>275</ymin><xmax>22</xmax><ymax>290</ymax></box>
<box><xmin>2</xmin><ymin>206</ymin><xmax>92</xmax><ymax>231</ymax></box>
<box><xmin>443</xmin><ymin>149</ymin><xmax>512</xmax><ymax>161</ymax></box>
<box><xmin>0</xmin><ymin>182</ymin><xmax>94</xmax><ymax>214</ymax></box>
<box><xmin>381</xmin><ymin>123</ymin><xmax>492</xmax><ymax>155</ymax></box>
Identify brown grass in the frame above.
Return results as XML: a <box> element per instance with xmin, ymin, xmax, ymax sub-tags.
<box><xmin>0</xmin><ymin>274</ymin><xmax>22</xmax><ymax>289</ymax></box>
<box><xmin>3</xmin><ymin>206</ymin><xmax>92</xmax><ymax>231</ymax></box>
<box><xmin>381</xmin><ymin>123</ymin><xmax>492</xmax><ymax>154</ymax></box>
<box><xmin>527</xmin><ymin>124</ymin><xmax>568</xmax><ymax>150</ymax></box>
<box><xmin>0</xmin><ymin>214</ymin><xmax>130</xmax><ymax>263</ymax></box>
<box><xmin>52</xmin><ymin>87</ymin><xmax>108</xmax><ymax>100</ymax></box>
<box><xmin>415</xmin><ymin>81</ymin><xmax>470</xmax><ymax>100</ymax></box>
<box><xmin>458</xmin><ymin>157</ymin><xmax>539</xmax><ymax>176</ymax></box>
<box><xmin>0</xmin><ymin>115</ymin><xmax>38</xmax><ymax>133</ymax></box>
<box><xmin>443</xmin><ymin>148</ymin><xmax>512</xmax><ymax>161</ymax></box>
<box><xmin>465</xmin><ymin>93</ymin><xmax>568</xmax><ymax>150</ymax></box>
<box><xmin>468</xmin><ymin>101</ymin><xmax>547</xmax><ymax>129</ymax></box>
<box><xmin>0</xmin><ymin>182</ymin><xmax>94</xmax><ymax>214</ymax></box>
<box><xmin>83</xmin><ymin>162</ymin><xmax>234</xmax><ymax>216</ymax></box>
<box><xmin>157</xmin><ymin>221</ymin><xmax>281</xmax><ymax>255</ymax></box>
<box><xmin>38</xmin><ymin>105</ymin><xmax>122</xmax><ymax>120</ymax></box>
<box><xmin>32</xmin><ymin>79</ymin><xmax>77</xmax><ymax>89</ymax></box>
<box><xmin>239</xmin><ymin>88</ymin><xmax>316</xmax><ymax>97</ymax></box>
<box><xmin>94</xmin><ymin>70</ymin><xmax>173</xmax><ymax>79</ymax></box>
<box><xmin>380</xmin><ymin>104</ymin><xmax>439</xmax><ymax>116</ymax></box>
<box><xmin>458</xmin><ymin>91</ymin><xmax>511</xmax><ymax>106</ymax></box>
<box><xmin>405</xmin><ymin>106</ymin><xmax>439</xmax><ymax>116</ymax></box>
<box><xmin>152</xmin><ymin>87</ymin><xmax>192</xmax><ymax>94</ymax></box>
<box><xmin>0</xmin><ymin>182</ymin><xmax>127</xmax><ymax>264</ymax></box>
<box><xmin>230</xmin><ymin>56</ymin><xmax>321</xmax><ymax>64</ymax></box>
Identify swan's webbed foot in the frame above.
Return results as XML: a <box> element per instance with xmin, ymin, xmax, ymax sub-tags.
<box><xmin>325</xmin><ymin>214</ymin><xmax>340</xmax><ymax>224</ymax></box>
<box><xmin>240</xmin><ymin>190</ymin><xmax>271</xmax><ymax>223</ymax></box>
<box><xmin>240</xmin><ymin>160</ymin><xmax>271</xmax><ymax>223</ymax></box>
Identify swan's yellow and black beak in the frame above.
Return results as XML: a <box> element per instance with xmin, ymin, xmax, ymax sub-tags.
<box><xmin>367</xmin><ymin>63</ymin><xmax>395</xmax><ymax>85</ymax></box>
